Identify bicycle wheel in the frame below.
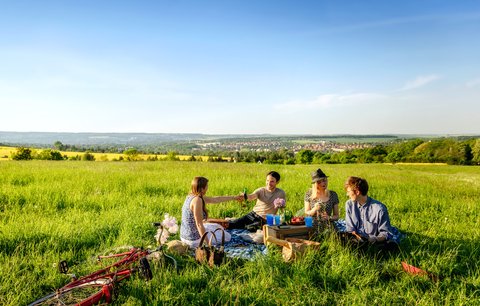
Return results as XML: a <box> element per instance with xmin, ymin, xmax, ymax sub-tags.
<box><xmin>28</xmin><ymin>280</ymin><xmax>113</xmax><ymax>306</ymax></box>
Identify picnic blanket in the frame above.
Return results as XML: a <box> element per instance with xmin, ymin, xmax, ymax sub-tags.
<box><xmin>220</xmin><ymin>220</ymin><xmax>404</xmax><ymax>261</ymax></box>
<box><xmin>224</xmin><ymin>229</ymin><xmax>267</xmax><ymax>260</ymax></box>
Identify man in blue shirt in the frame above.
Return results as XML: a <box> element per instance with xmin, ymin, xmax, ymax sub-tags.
<box><xmin>344</xmin><ymin>176</ymin><xmax>397</xmax><ymax>249</ymax></box>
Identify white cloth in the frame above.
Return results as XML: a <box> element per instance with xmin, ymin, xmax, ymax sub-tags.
<box><xmin>180</xmin><ymin>222</ymin><xmax>231</xmax><ymax>249</ymax></box>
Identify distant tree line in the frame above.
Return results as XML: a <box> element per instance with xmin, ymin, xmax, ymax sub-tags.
<box><xmin>223</xmin><ymin>138</ymin><xmax>479</xmax><ymax>165</ymax></box>
<box><xmin>8</xmin><ymin>137</ymin><xmax>480</xmax><ymax>165</ymax></box>
<box><xmin>202</xmin><ymin>138</ymin><xmax>480</xmax><ymax>165</ymax></box>
<box><xmin>11</xmin><ymin>147</ymin><xmax>96</xmax><ymax>161</ymax></box>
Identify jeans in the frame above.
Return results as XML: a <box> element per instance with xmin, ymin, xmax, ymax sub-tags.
<box><xmin>228</xmin><ymin>211</ymin><xmax>264</xmax><ymax>229</ymax></box>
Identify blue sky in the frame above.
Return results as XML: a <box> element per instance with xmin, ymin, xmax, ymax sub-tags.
<box><xmin>1</xmin><ymin>1</ymin><xmax>480</xmax><ymax>135</ymax></box>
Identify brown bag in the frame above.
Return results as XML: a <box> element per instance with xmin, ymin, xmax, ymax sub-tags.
<box><xmin>265</xmin><ymin>236</ymin><xmax>321</xmax><ymax>262</ymax></box>
<box><xmin>195</xmin><ymin>228</ymin><xmax>225</xmax><ymax>267</ymax></box>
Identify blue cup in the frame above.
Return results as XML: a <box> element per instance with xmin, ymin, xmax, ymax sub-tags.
<box><xmin>274</xmin><ymin>215</ymin><xmax>281</xmax><ymax>225</ymax></box>
<box><xmin>305</xmin><ymin>216</ymin><xmax>313</xmax><ymax>227</ymax></box>
<box><xmin>266</xmin><ymin>214</ymin><xmax>274</xmax><ymax>226</ymax></box>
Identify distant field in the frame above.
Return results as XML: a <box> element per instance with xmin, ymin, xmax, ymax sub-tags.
<box><xmin>0</xmin><ymin>146</ymin><xmax>15</xmax><ymax>160</ymax></box>
<box><xmin>1</xmin><ymin>161</ymin><xmax>479</xmax><ymax>305</ymax></box>
<box><xmin>0</xmin><ymin>146</ymin><xmax>207</xmax><ymax>161</ymax></box>
<box><xmin>292</xmin><ymin>137</ymin><xmax>397</xmax><ymax>144</ymax></box>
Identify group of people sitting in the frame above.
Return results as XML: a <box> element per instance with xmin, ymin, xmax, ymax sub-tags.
<box><xmin>179</xmin><ymin>169</ymin><xmax>400</xmax><ymax>251</ymax></box>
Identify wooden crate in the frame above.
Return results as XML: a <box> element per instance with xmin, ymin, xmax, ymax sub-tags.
<box><xmin>263</xmin><ymin>225</ymin><xmax>314</xmax><ymax>245</ymax></box>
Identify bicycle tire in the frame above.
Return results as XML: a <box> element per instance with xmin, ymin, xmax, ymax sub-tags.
<box><xmin>28</xmin><ymin>279</ymin><xmax>113</xmax><ymax>306</ymax></box>
<box><xmin>139</xmin><ymin>257</ymin><xmax>153</xmax><ymax>280</ymax></box>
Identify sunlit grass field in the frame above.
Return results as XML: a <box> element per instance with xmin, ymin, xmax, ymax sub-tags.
<box><xmin>1</xmin><ymin>161</ymin><xmax>479</xmax><ymax>305</ymax></box>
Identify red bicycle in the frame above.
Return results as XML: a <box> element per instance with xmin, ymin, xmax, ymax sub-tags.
<box><xmin>29</xmin><ymin>223</ymin><xmax>177</xmax><ymax>306</ymax></box>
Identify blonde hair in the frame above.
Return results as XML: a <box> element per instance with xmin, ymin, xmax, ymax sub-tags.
<box><xmin>310</xmin><ymin>181</ymin><xmax>330</xmax><ymax>200</ymax></box>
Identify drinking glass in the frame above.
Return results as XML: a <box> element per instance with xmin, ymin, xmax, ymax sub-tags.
<box><xmin>266</xmin><ymin>214</ymin><xmax>274</xmax><ymax>226</ymax></box>
<box><xmin>305</xmin><ymin>216</ymin><xmax>313</xmax><ymax>227</ymax></box>
<box><xmin>274</xmin><ymin>215</ymin><xmax>281</xmax><ymax>225</ymax></box>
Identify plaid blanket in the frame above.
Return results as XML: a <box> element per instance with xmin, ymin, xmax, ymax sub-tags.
<box><xmin>222</xmin><ymin>220</ymin><xmax>404</xmax><ymax>261</ymax></box>
<box><xmin>224</xmin><ymin>229</ymin><xmax>267</xmax><ymax>260</ymax></box>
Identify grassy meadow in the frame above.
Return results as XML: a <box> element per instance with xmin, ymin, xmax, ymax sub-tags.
<box><xmin>0</xmin><ymin>161</ymin><xmax>479</xmax><ymax>305</ymax></box>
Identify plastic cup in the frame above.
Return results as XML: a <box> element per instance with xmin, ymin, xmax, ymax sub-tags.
<box><xmin>305</xmin><ymin>216</ymin><xmax>313</xmax><ymax>227</ymax></box>
<box><xmin>274</xmin><ymin>215</ymin><xmax>281</xmax><ymax>225</ymax></box>
<box><xmin>266</xmin><ymin>214</ymin><xmax>274</xmax><ymax>226</ymax></box>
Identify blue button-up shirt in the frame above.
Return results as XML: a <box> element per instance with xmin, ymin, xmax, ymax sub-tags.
<box><xmin>345</xmin><ymin>197</ymin><xmax>393</xmax><ymax>240</ymax></box>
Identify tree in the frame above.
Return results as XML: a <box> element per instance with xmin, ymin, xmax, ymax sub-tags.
<box><xmin>385</xmin><ymin>151</ymin><xmax>402</xmax><ymax>163</ymax></box>
<box><xmin>82</xmin><ymin>152</ymin><xmax>95</xmax><ymax>161</ymax></box>
<box><xmin>11</xmin><ymin>147</ymin><xmax>33</xmax><ymax>160</ymax></box>
<box><xmin>36</xmin><ymin>149</ymin><xmax>64</xmax><ymax>160</ymax></box>
<box><xmin>295</xmin><ymin>149</ymin><xmax>314</xmax><ymax>164</ymax></box>
<box><xmin>312</xmin><ymin>152</ymin><xmax>325</xmax><ymax>164</ymax></box>
<box><xmin>463</xmin><ymin>143</ymin><xmax>473</xmax><ymax>165</ymax></box>
<box><xmin>123</xmin><ymin>148</ymin><xmax>140</xmax><ymax>161</ymax></box>
<box><xmin>69</xmin><ymin>155</ymin><xmax>81</xmax><ymax>161</ymax></box>
<box><xmin>165</xmin><ymin>151</ymin><xmax>180</xmax><ymax>161</ymax></box>
<box><xmin>367</xmin><ymin>145</ymin><xmax>388</xmax><ymax>163</ymax></box>
<box><xmin>54</xmin><ymin>141</ymin><xmax>65</xmax><ymax>151</ymax></box>
<box><xmin>472</xmin><ymin>139</ymin><xmax>480</xmax><ymax>165</ymax></box>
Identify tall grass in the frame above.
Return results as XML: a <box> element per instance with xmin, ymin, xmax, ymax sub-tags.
<box><xmin>0</xmin><ymin>161</ymin><xmax>479</xmax><ymax>305</ymax></box>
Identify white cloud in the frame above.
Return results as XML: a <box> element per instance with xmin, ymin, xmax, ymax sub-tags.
<box><xmin>466</xmin><ymin>78</ymin><xmax>480</xmax><ymax>88</ymax></box>
<box><xmin>399</xmin><ymin>74</ymin><xmax>441</xmax><ymax>91</ymax></box>
<box><xmin>302</xmin><ymin>13</ymin><xmax>480</xmax><ymax>37</ymax></box>
<box><xmin>274</xmin><ymin>92</ymin><xmax>386</xmax><ymax>111</ymax></box>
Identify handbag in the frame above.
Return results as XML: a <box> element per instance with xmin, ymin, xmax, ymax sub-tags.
<box><xmin>195</xmin><ymin>228</ymin><xmax>225</xmax><ymax>267</ymax></box>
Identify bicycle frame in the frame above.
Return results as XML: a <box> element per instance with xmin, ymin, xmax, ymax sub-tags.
<box><xmin>28</xmin><ymin>248</ymin><xmax>150</xmax><ymax>306</ymax></box>
<box><xmin>29</xmin><ymin>224</ymin><xmax>177</xmax><ymax>306</ymax></box>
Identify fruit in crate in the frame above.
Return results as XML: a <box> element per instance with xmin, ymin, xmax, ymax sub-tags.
<box><xmin>290</xmin><ymin>216</ymin><xmax>305</xmax><ymax>225</ymax></box>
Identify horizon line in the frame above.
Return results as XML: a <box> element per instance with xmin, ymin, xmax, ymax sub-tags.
<box><xmin>2</xmin><ymin>131</ymin><xmax>479</xmax><ymax>137</ymax></box>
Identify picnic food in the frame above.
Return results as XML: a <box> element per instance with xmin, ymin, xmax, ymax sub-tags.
<box><xmin>290</xmin><ymin>216</ymin><xmax>305</xmax><ymax>225</ymax></box>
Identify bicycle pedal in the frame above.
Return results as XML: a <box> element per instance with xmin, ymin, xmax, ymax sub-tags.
<box><xmin>58</xmin><ymin>260</ymin><xmax>69</xmax><ymax>274</ymax></box>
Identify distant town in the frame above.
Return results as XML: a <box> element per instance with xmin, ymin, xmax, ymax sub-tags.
<box><xmin>0</xmin><ymin>131</ymin><xmax>403</xmax><ymax>154</ymax></box>
<box><xmin>1</xmin><ymin>132</ymin><xmax>479</xmax><ymax>165</ymax></box>
<box><xmin>193</xmin><ymin>138</ymin><xmax>374</xmax><ymax>154</ymax></box>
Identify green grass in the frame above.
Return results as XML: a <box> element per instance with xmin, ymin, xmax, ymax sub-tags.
<box><xmin>1</xmin><ymin>161</ymin><xmax>479</xmax><ymax>305</ymax></box>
